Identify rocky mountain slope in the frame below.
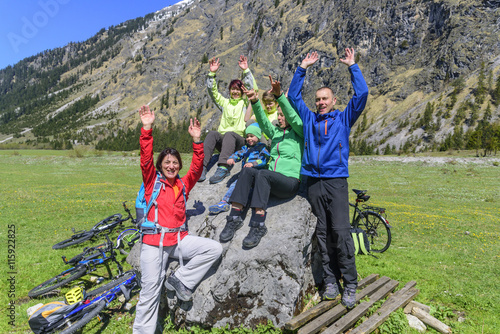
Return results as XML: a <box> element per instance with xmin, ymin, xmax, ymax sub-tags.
<box><xmin>1</xmin><ymin>0</ymin><xmax>499</xmax><ymax>153</ymax></box>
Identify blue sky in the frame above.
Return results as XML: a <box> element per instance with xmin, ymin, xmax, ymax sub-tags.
<box><xmin>0</xmin><ymin>0</ymin><xmax>180</xmax><ymax>70</ymax></box>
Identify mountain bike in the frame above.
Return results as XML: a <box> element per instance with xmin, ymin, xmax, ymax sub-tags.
<box><xmin>29</xmin><ymin>235</ymin><xmax>124</xmax><ymax>298</ymax></box>
<box><xmin>350</xmin><ymin>189</ymin><xmax>392</xmax><ymax>253</ymax></box>
<box><xmin>35</xmin><ymin>270</ymin><xmax>139</xmax><ymax>334</ymax></box>
<box><xmin>52</xmin><ymin>202</ymin><xmax>135</xmax><ymax>250</ymax></box>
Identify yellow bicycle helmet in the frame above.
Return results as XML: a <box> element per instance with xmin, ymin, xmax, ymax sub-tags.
<box><xmin>65</xmin><ymin>286</ymin><xmax>86</xmax><ymax>305</ymax></box>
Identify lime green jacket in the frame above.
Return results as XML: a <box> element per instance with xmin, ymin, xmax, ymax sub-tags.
<box><xmin>207</xmin><ymin>69</ymin><xmax>256</xmax><ymax>136</ymax></box>
<box><xmin>252</xmin><ymin>94</ymin><xmax>304</xmax><ymax>179</ymax></box>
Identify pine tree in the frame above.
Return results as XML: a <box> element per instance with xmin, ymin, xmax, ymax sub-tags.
<box><xmin>493</xmin><ymin>74</ymin><xmax>500</xmax><ymax>106</ymax></box>
<box><xmin>475</xmin><ymin>62</ymin><xmax>486</xmax><ymax>104</ymax></box>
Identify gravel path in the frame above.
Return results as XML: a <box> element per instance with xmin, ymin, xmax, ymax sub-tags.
<box><xmin>350</xmin><ymin>155</ymin><xmax>500</xmax><ymax>166</ymax></box>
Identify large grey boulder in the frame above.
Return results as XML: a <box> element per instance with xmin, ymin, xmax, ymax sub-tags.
<box><xmin>128</xmin><ymin>163</ymin><xmax>321</xmax><ymax>329</ymax></box>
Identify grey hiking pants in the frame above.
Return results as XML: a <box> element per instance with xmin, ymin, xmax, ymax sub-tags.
<box><xmin>132</xmin><ymin>235</ymin><xmax>222</xmax><ymax>333</ymax></box>
<box><xmin>203</xmin><ymin>130</ymin><xmax>245</xmax><ymax>167</ymax></box>
<box><xmin>307</xmin><ymin>177</ymin><xmax>358</xmax><ymax>287</ymax></box>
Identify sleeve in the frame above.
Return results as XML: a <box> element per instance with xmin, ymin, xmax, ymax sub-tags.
<box><xmin>182</xmin><ymin>142</ymin><xmax>204</xmax><ymax>195</ymax></box>
<box><xmin>252</xmin><ymin>100</ymin><xmax>277</xmax><ymax>140</ymax></box>
<box><xmin>206</xmin><ymin>72</ymin><xmax>227</xmax><ymax>112</ymax></box>
<box><xmin>140</xmin><ymin>128</ymin><xmax>157</xmax><ymax>198</ymax></box>
<box><xmin>277</xmin><ymin>94</ymin><xmax>304</xmax><ymax>138</ymax></box>
<box><xmin>343</xmin><ymin>64</ymin><xmax>369</xmax><ymax>128</ymax></box>
<box><xmin>229</xmin><ymin>146</ymin><xmax>246</xmax><ymax>162</ymax></box>
<box><xmin>287</xmin><ymin>66</ymin><xmax>315</xmax><ymax>121</ymax></box>
<box><xmin>241</xmin><ymin>68</ymin><xmax>256</xmax><ymax>91</ymax></box>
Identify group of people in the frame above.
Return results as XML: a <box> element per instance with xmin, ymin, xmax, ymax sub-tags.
<box><xmin>132</xmin><ymin>48</ymin><xmax>369</xmax><ymax>333</ymax></box>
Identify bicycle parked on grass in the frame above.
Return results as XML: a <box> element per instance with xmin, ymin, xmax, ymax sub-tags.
<box><xmin>30</xmin><ymin>270</ymin><xmax>140</xmax><ymax>334</ymax></box>
<box><xmin>52</xmin><ymin>202</ymin><xmax>136</xmax><ymax>250</ymax></box>
<box><xmin>350</xmin><ymin>189</ymin><xmax>392</xmax><ymax>253</ymax></box>
<box><xmin>29</xmin><ymin>235</ymin><xmax>124</xmax><ymax>298</ymax></box>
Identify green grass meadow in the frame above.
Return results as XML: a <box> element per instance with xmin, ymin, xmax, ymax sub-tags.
<box><xmin>0</xmin><ymin>149</ymin><xmax>498</xmax><ymax>333</ymax></box>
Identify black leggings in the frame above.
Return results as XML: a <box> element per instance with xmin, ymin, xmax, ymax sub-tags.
<box><xmin>229</xmin><ymin>168</ymin><xmax>299</xmax><ymax>211</ymax></box>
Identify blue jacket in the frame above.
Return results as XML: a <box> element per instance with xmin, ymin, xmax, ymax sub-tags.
<box><xmin>228</xmin><ymin>142</ymin><xmax>270</xmax><ymax>168</ymax></box>
<box><xmin>288</xmin><ymin>64</ymin><xmax>369</xmax><ymax>178</ymax></box>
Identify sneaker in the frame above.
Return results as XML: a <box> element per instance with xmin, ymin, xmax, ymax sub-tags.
<box><xmin>219</xmin><ymin>216</ymin><xmax>244</xmax><ymax>242</ymax></box>
<box><xmin>198</xmin><ymin>166</ymin><xmax>207</xmax><ymax>182</ymax></box>
<box><xmin>322</xmin><ymin>282</ymin><xmax>340</xmax><ymax>301</ymax></box>
<box><xmin>209</xmin><ymin>201</ymin><xmax>230</xmax><ymax>214</ymax></box>
<box><xmin>209</xmin><ymin>166</ymin><xmax>230</xmax><ymax>184</ymax></box>
<box><xmin>164</xmin><ymin>273</ymin><xmax>192</xmax><ymax>302</ymax></box>
<box><xmin>242</xmin><ymin>223</ymin><xmax>267</xmax><ymax>249</ymax></box>
<box><xmin>341</xmin><ymin>285</ymin><xmax>357</xmax><ymax>308</ymax></box>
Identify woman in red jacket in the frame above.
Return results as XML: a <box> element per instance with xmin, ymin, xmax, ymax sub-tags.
<box><xmin>133</xmin><ymin>105</ymin><xmax>222</xmax><ymax>334</ymax></box>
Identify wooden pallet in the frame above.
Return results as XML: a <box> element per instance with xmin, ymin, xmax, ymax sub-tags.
<box><xmin>285</xmin><ymin>274</ymin><xmax>419</xmax><ymax>334</ymax></box>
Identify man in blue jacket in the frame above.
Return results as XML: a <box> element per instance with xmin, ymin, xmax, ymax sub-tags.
<box><xmin>288</xmin><ymin>48</ymin><xmax>369</xmax><ymax>308</ymax></box>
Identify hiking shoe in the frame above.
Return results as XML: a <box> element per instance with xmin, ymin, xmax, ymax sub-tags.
<box><xmin>198</xmin><ymin>166</ymin><xmax>207</xmax><ymax>182</ymax></box>
<box><xmin>219</xmin><ymin>216</ymin><xmax>244</xmax><ymax>242</ymax></box>
<box><xmin>165</xmin><ymin>273</ymin><xmax>192</xmax><ymax>302</ymax></box>
<box><xmin>341</xmin><ymin>285</ymin><xmax>357</xmax><ymax>308</ymax></box>
<box><xmin>209</xmin><ymin>201</ymin><xmax>230</xmax><ymax>214</ymax></box>
<box><xmin>242</xmin><ymin>224</ymin><xmax>267</xmax><ymax>249</ymax></box>
<box><xmin>322</xmin><ymin>282</ymin><xmax>340</xmax><ymax>301</ymax></box>
<box><xmin>209</xmin><ymin>166</ymin><xmax>230</xmax><ymax>184</ymax></box>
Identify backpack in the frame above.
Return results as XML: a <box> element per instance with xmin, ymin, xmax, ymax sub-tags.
<box><xmin>351</xmin><ymin>227</ymin><xmax>372</xmax><ymax>256</ymax></box>
<box><xmin>28</xmin><ymin>301</ymin><xmax>80</xmax><ymax>334</ymax></box>
<box><xmin>135</xmin><ymin>172</ymin><xmax>187</xmax><ymax>235</ymax></box>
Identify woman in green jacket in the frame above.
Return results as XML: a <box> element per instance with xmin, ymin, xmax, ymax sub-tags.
<box><xmin>219</xmin><ymin>76</ymin><xmax>304</xmax><ymax>249</ymax></box>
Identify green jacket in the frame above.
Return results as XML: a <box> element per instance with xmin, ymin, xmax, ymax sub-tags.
<box><xmin>207</xmin><ymin>69</ymin><xmax>256</xmax><ymax>136</ymax></box>
<box><xmin>252</xmin><ymin>94</ymin><xmax>304</xmax><ymax>179</ymax></box>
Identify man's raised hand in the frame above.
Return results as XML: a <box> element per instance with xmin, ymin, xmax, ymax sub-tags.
<box><xmin>339</xmin><ymin>48</ymin><xmax>355</xmax><ymax>67</ymax></box>
<box><xmin>301</xmin><ymin>51</ymin><xmax>319</xmax><ymax>69</ymax></box>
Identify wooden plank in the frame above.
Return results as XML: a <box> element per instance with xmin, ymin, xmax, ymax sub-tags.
<box><xmin>404</xmin><ymin>300</ymin><xmax>430</xmax><ymax>314</ymax></box>
<box><xmin>322</xmin><ymin>280</ymin><xmax>400</xmax><ymax>334</ymax></box>
<box><xmin>357</xmin><ymin>274</ymin><xmax>380</xmax><ymax>289</ymax></box>
<box><xmin>284</xmin><ymin>274</ymin><xmax>379</xmax><ymax>331</ymax></box>
<box><xmin>411</xmin><ymin>307</ymin><xmax>452</xmax><ymax>334</ymax></box>
<box><xmin>349</xmin><ymin>287</ymin><xmax>420</xmax><ymax>334</ymax></box>
<box><xmin>297</xmin><ymin>276</ymin><xmax>392</xmax><ymax>334</ymax></box>
<box><xmin>376</xmin><ymin>280</ymin><xmax>417</xmax><ymax>314</ymax></box>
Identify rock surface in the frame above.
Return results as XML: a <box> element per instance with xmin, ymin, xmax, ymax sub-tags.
<box><xmin>406</xmin><ymin>314</ymin><xmax>427</xmax><ymax>333</ymax></box>
<box><xmin>127</xmin><ymin>162</ymin><xmax>322</xmax><ymax>329</ymax></box>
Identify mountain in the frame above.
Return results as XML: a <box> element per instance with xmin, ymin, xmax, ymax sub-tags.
<box><xmin>1</xmin><ymin>0</ymin><xmax>499</xmax><ymax>154</ymax></box>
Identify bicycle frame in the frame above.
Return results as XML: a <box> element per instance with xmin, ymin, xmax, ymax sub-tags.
<box><xmin>62</xmin><ymin>235</ymin><xmax>124</xmax><ymax>278</ymax></box>
<box><xmin>52</xmin><ymin>273</ymin><xmax>138</xmax><ymax>332</ymax></box>
<box><xmin>349</xmin><ymin>189</ymin><xmax>391</xmax><ymax>228</ymax></box>
<box><xmin>115</xmin><ymin>228</ymin><xmax>140</xmax><ymax>250</ymax></box>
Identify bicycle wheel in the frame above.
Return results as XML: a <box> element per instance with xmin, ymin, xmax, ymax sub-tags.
<box><xmin>355</xmin><ymin>211</ymin><xmax>391</xmax><ymax>253</ymax></box>
<box><xmin>28</xmin><ymin>266</ymin><xmax>87</xmax><ymax>298</ymax></box>
<box><xmin>86</xmin><ymin>270</ymin><xmax>136</xmax><ymax>298</ymax></box>
<box><xmin>93</xmin><ymin>214</ymin><xmax>122</xmax><ymax>231</ymax></box>
<box><xmin>52</xmin><ymin>231</ymin><xmax>95</xmax><ymax>250</ymax></box>
<box><xmin>57</xmin><ymin>299</ymin><xmax>106</xmax><ymax>334</ymax></box>
<box><xmin>117</xmin><ymin>229</ymin><xmax>140</xmax><ymax>255</ymax></box>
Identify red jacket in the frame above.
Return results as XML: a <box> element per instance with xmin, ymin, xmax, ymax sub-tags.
<box><xmin>140</xmin><ymin>128</ymin><xmax>204</xmax><ymax>246</ymax></box>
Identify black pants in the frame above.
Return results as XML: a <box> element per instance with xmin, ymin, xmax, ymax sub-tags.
<box><xmin>229</xmin><ymin>168</ymin><xmax>300</xmax><ymax>211</ymax></box>
<box><xmin>307</xmin><ymin>177</ymin><xmax>357</xmax><ymax>286</ymax></box>
<box><xmin>203</xmin><ymin>131</ymin><xmax>245</xmax><ymax>167</ymax></box>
